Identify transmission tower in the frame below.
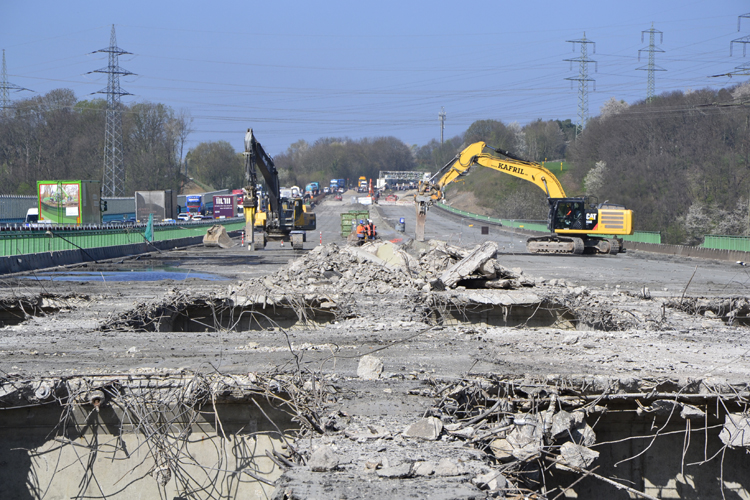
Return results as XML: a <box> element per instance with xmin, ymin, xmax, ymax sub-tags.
<box><xmin>637</xmin><ymin>23</ymin><xmax>666</xmax><ymax>102</ymax></box>
<box><xmin>90</xmin><ymin>25</ymin><xmax>134</xmax><ymax>197</ymax></box>
<box><xmin>728</xmin><ymin>13</ymin><xmax>750</xmax><ymax>77</ymax></box>
<box><xmin>439</xmin><ymin>107</ymin><xmax>446</xmax><ymax>144</ymax></box>
<box><xmin>565</xmin><ymin>33</ymin><xmax>596</xmax><ymax>138</ymax></box>
<box><xmin>0</xmin><ymin>49</ymin><xmax>32</xmax><ymax>112</ymax></box>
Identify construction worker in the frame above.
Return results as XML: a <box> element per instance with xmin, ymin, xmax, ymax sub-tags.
<box><xmin>366</xmin><ymin>220</ymin><xmax>376</xmax><ymax>240</ymax></box>
<box><xmin>356</xmin><ymin>220</ymin><xmax>366</xmax><ymax>242</ymax></box>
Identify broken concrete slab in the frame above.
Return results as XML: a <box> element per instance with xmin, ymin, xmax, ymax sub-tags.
<box><xmin>403</xmin><ymin>416</ymin><xmax>443</xmax><ymax>441</ymax></box>
<box><xmin>439</xmin><ymin>241</ymin><xmax>498</xmax><ymax>288</ymax></box>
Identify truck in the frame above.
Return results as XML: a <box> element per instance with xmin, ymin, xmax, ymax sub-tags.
<box><xmin>330</xmin><ymin>179</ymin><xmax>345</xmax><ymax>193</ymax></box>
<box><xmin>305</xmin><ymin>182</ymin><xmax>320</xmax><ymax>196</ymax></box>
<box><xmin>416</xmin><ymin>142</ymin><xmax>633</xmax><ymax>255</ymax></box>
<box><xmin>185</xmin><ymin>195</ymin><xmax>204</xmax><ymax>216</ymax></box>
<box><xmin>135</xmin><ymin>190</ymin><xmax>177</xmax><ymax>222</ymax></box>
<box><xmin>37</xmin><ymin>180</ymin><xmax>102</xmax><ymax>225</ymax></box>
<box><xmin>358</xmin><ymin>176</ymin><xmax>367</xmax><ymax>193</ymax></box>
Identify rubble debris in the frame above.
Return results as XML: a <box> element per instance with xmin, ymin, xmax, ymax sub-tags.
<box><xmin>376</xmin><ymin>463</ymin><xmax>413</xmax><ymax>478</ymax></box>
<box><xmin>403</xmin><ymin>416</ymin><xmax>443</xmax><ymax>440</ymax></box>
<box><xmin>666</xmin><ymin>296</ymin><xmax>750</xmax><ymax>326</ymax></box>
<box><xmin>719</xmin><ymin>413</ymin><xmax>750</xmax><ymax>448</ymax></box>
<box><xmin>472</xmin><ymin>470</ymin><xmax>508</xmax><ymax>491</ymax></box>
<box><xmin>309</xmin><ymin>445</ymin><xmax>339</xmax><ymax>472</ymax></box>
<box><xmin>556</xmin><ymin>442</ymin><xmax>599</xmax><ymax>470</ymax></box>
<box><xmin>439</xmin><ymin>241</ymin><xmax>499</xmax><ymax>288</ymax></box>
<box><xmin>357</xmin><ymin>354</ymin><xmax>383</xmax><ymax>380</ymax></box>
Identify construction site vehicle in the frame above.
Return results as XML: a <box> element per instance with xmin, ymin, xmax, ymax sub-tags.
<box><xmin>243</xmin><ymin>129</ymin><xmax>316</xmax><ymax>250</ymax></box>
<box><xmin>415</xmin><ymin>142</ymin><xmax>633</xmax><ymax>255</ymax></box>
<box><xmin>358</xmin><ymin>176</ymin><xmax>367</xmax><ymax>193</ymax></box>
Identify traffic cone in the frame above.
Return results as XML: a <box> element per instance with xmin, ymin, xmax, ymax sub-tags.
<box><xmin>281</xmin><ymin>239</ymin><xmax>284</xmax><ymax>247</ymax></box>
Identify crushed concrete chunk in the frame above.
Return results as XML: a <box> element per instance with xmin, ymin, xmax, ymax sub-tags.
<box><xmin>435</xmin><ymin>458</ymin><xmax>460</xmax><ymax>476</ymax></box>
<box><xmin>403</xmin><ymin>416</ymin><xmax>443</xmax><ymax>440</ymax></box>
<box><xmin>489</xmin><ymin>438</ymin><xmax>515</xmax><ymax>462</ymax></box>
<box><xmin>412</xmin><ymin>461</ymin><xmax>435</xmax><ymax>476</ymax></box>
<box><xmin>357</xmin><ymin>355</ymin><xmax>383</xmax><ymax>380</ymax></box>
<box><xmin>719</xmin><ymin>413</ymin><xmax>750</xmax><ymax>448</ymax></box>
<box><xmin>308</xmin><ymin>445</ymin><xmax>339</xmax><ymax>472</ymax></box>
<box><xmin>376</xmin><ymin>463</ymin><xmax>412</xmax><ymax>478</ymax></box>
<box><xmin>556</xmin><ymin>442</ymin><xmax>599</xmax><ymax>470</ymax></box>
<box><xmin>473</xmin><ymin>470</ymin><xmax>507</xmax><ymax>491</ymax></box>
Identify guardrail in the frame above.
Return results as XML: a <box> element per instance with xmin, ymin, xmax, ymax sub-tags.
<box><xmin>0</xmin><ymin>218</ymin><xmax>246</xmax><ymax>257</ymax></box>
<box><xmin>435</xmin><ymin>203</ymin><xmax>662</xmax><ymax>244</ymax></box>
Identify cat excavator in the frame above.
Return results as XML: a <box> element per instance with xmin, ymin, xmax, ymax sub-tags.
<box><xmin>415</xmin><ymin>142</ymin><xmax>633</xmax><ymax>255</ymax></box>
<box><xmin>242</xmin><ymin>129</ymin><xmax>316</xmax><ymax>250</ymax></box>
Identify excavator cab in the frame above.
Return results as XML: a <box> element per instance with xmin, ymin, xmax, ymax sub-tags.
<box><xmin>549</xmin><ymin>198</ymin><xmax>588</xmax><ymax>231</ymax></box>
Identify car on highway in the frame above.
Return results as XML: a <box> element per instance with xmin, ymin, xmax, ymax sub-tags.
<box><xmin>334</xmin><ymin>193</ymin><xmax>343</xmax><ymax>201</ymax></box>
<box><xmin>177</xmin><ymin>213</ymin><xmax>192</xmax><ymax>221</ymax></box>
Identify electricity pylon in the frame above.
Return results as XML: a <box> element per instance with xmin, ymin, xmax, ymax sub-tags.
<box><xmin>637</xmin><ymin>23</ymin><xmax>666</xmax><ymax>102</ymax></box>
<box><xmin>439</xmin><ymin>107</ymin><xmax>446</xmax><ymax>144</ymax></box>
<box><xmin>728</xmin><ymin>13</ymin><xmax>750</xmax><ymax>77</ymax></box>
<box><xmin>0</xmin><ymin>49</ymin><xmax>32</xmax><ymax>113</ymax></box>
<box><xmin>565</xmin><ymin>33</ymin><xmax>596</xmax><ymax>138</ymax></box>
<box><xmin>90</xmin><ymin>25</ymin><xmax>134</xmax><ymax>197</ymax></box>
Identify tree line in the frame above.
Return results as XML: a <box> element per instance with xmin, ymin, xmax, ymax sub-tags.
<box><xmin>5</xmin><ymin>83</ymin><xmax>750</xmax><ymax>244</ymax></box>
<box><xmin>0</xmin><ymin>89</ymin><xmax>191</xmax><ymax>196</ymax></box>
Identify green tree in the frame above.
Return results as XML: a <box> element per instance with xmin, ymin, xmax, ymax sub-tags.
<box><xmin>188</xmin><ymin>140</ymin><xmax>243</xmax><ymax>190</ymax></box>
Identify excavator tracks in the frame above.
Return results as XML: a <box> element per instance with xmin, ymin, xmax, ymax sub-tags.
<box><xmin>526</xmin><ymin>235</ymin><xmax>621</xmax><ymax>255</ymax></box>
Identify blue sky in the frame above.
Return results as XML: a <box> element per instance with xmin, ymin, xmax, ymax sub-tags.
<box><xmin>1</xmin><ymin>0</ymin><xmax>748</xmax><ymax>155</ymax></box>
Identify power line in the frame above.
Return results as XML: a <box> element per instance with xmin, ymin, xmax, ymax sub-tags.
<box><xmin>565</xmin><ymin>33</ymin><xmax>597</xmax><ymax>138</ymax></box>
<box><xmin>89</xmin><ymin>25</ymin><xmax>134</xmax><ymax>198</ymax></box>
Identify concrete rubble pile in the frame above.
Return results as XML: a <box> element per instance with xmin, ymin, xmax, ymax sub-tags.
<box><xmin>233</xmin><ymin>240</ymin><xmax>533</xmax><ymax>297</ymax></box>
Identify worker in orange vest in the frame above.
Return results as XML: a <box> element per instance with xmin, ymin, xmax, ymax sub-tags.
<box><xmin>356</xmin><ymin>220</ymin><xmax>366</xmax><ymax>242</ymax></box>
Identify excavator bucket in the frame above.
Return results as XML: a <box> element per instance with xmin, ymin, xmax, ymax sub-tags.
<box><xmin>203</xmin><ymin>225</ymin><xmax>234</xmax><ymax>249</ymax></box>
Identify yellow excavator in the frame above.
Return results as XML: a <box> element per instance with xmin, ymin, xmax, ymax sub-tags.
<box><xmin>242</xmin><ymin>129</ymin><xmax>316</xmax><ymax>249</ymax></box>
<box><xmin>415</xmin><ymin>142</ymin><xmax>633</xmax><ymax>255</ymax></box>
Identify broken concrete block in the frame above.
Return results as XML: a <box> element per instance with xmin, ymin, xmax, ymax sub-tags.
<box><xmin>473</xmin><ymin>470</ymin><xmax>507</xmax><ymax>491</ymax></box>
<box><xmin>412</xmin><ymin>461</ymin><xmax>435</xmax><ymax>476</ymax></box>
<box><xmin>556</xmin><ymin>442</ymin><xmax>599</xmax><ymax>470</ymax></box>
<box><xmin>511</xmin><ymin>442</ymin><xmax>541</xmax><ymax>461</ymax></box>
<box><xmin>719</xmin><ymin>413</ymin><xmax>750</xmax><ymax>448</ymax></box>
<box><xmin>439</xmin><ymin>241</ymin><xmax>498</xmax><ymax>288</ymax></box>
<box><xmin>448</xmin><ymin>426</ymin><xmax>474</xmax><ymax>439</ymax></box>
<box><xmin>435</xmin><ymin>458</ymin><xmax>460</xmax><ymax>476</ymax></box>
<box><xmin>376</xmin><ymin>463</ymin><xmax>413</xmax><ymax>478</ymax></box>
<box><xmin>489</xmin><ymin>438</ymin><xmax>514</xmax><ymax>462</ymax></box>
<box><xmin>680</xmin><ymin>403</ymin><xmax>706</xmax><ymax>420</ymax></box>
<box><xmin>403</xmin><ymin>416</ymin><xmax>443</xmax><ymax>441</ymax></box>
<box><xmin>357</xmin><ymin>355</ymin><xmax>383</xmax><ymax>380</ymax></box>
<box><xmin>344</xmin><ymin>424</ymin><xmax>389</xmax><ymax>441</ymax></box>
<box><xmin>309</xmin><ymin>445</ymin><xmax>339</xmax><ymax>472</ymax></box>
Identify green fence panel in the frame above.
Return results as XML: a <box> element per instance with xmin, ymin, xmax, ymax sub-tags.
<box><xmin>0</xmin><ymin>219</ymin><xmax>246</xmax><ymax>257</ymax></box>
<box><xmin>703</xmin><ymin>235</ymin><xmax>750</xmax><ymax>252</ymax></box>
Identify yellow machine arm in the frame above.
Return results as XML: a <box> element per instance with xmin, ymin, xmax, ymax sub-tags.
<box><xmin>423</xmin><ymin>142</ymin><xmax>566</xmax><ymax>200</ymax></box>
